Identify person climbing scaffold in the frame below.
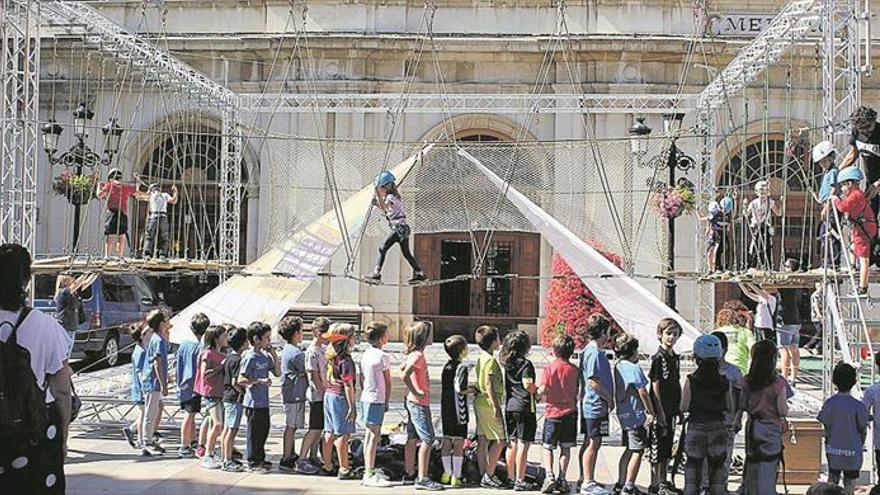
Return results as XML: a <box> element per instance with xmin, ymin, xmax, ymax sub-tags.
<box><xmin>364</xmin><ymin>171</ymin><xmax>426</xmax><ymax>283</ymax></box>
<box><xmin>841</xmin><ymin>106</ymin><xmax>880</xmax><ymax>215</ymax></box>
<box><xmin>745</xmin><ymin>180</ymin><xmax>781</xmax><ymax>270</ymax></box>
<box><xmin>832</xmin><ymin>167</ymin><xmax>877</xmax><ymax>296</ymax></box>
<box><xmin>703</xmin><ymin>200</ymin><xmax>730</xmax><ymax>273</ymax></box>
<box><xmin>813</xmin><ymin>140</ymin><xmax>842</xmax><ymax>269</ymax></box>
<box><xmin>96</xmin><ymin>168</ymin><xmax>148</xmax><ymax>258</ymax></box>
<box><xmin>140</xmin><ymin>183</ymin><xmax>178</xmax><ymax>260</ymax></box>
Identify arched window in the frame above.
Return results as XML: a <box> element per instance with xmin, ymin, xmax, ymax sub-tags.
<box><xmin>136</xmin><ymin>129</ymin><xmax>248</xmax><ymax>261</ymax></box>
<box><xmin>720</xmin><ymin>138</ymin><xmax>804</xmax><ymax>191</ymax></box>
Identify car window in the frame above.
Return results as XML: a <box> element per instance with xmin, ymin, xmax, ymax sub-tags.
<box><xmin>131</xmin><ymin>276</ymin><xmax>156</xmax><ymax>303</ymax></box>
<box><xmin>33</xmin><ymin>273</ymin><xmax>93</xmax><ymax>301</ymax></box>
<box><xmin>102</xmin><ymin>275</ymin><xmax>137</xmax><ymax>303</ymax></box>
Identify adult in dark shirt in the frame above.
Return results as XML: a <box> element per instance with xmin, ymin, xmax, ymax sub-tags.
<box><xmin>778</xmin><ymin>259</ymin><xmax>803</xmax><ymax>388</ymax></box>
<box><xmin>841</xmin><ymin>105</ymin><xmax>880</xmax><ymax>213</ymax></box>
<box><xmin>53</xmin><ymin>274</ymin><xmax>89</xmax><ymax>349</ymax></box>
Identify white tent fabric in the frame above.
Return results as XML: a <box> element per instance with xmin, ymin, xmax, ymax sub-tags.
<box><xmin>457</xmin><ymin>148</ymin><xmax>701</xmax><ymax>355</ymax></box>
<box><xmin>169</xmin><ymin>146</ymin><xmax>434</xmax><ymax>344</ymax></box>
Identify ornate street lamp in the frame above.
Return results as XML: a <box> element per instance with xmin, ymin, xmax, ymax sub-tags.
<box><xmin>40</xmin><ymin>103</ymin><xmax>124</xmax><ymax>248</ymax></box>
<box><xmin>628</xmin><ymin>116</ymin><xmax>653</xmax><ymax>158</ymax></box>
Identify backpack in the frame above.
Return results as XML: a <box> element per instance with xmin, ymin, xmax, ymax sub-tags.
<box><xmin>0</xmin><ymin>308</ymin><xmax>50</xmax><ymax>446</ymax></box>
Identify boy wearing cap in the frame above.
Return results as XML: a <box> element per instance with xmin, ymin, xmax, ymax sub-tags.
<box><xmin>140</xmin><ymin>183</ymin><xmax>178</xmax><ymax>259</ymax></box>
<box><xmin>96</xmin><ymin>168</ymin><xmax>146</xmax><ymax>258</ymax></box>
<box><xmin>833</xmin><ymin>166</ymin><xmax>877</xmax><ymax>294</ymax></box>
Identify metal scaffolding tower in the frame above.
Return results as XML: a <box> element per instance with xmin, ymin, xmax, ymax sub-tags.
<box><xmin>1</xmin><ymin>0</ymin><xmax>41</xmax><ymax>251</ymax></box>
<box><xmin>822</xmin><ymin>0</ymin><xmax>868</xmax><ymax>145</ymax></box>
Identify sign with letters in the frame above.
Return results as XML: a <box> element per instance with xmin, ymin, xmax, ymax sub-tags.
<box><xmin>709</xmin><ymin>14</ymin><xmax>821</xmax><ymax>36</ymax></box>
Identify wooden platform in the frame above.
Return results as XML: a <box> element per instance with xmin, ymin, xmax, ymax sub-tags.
<box><xmin>665</xmin><ymin>268</ymin><xmax>879</xmax><ymax>287</ymax></box>
<box><xmin>30</xmin><ymin>256</ymin><xmax>241</xmax><ymax>275</ymax></box>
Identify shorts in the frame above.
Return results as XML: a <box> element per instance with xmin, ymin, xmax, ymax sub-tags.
<box><xmin>543</xmin><ymin>412</ymin><xmax>577</xmax><ymax>449</ymax></box>
<box><xmin>283</xmin><ymin>402</ymin><xmax>306</xmax><ymax>429</ymax></box>
<box><xmin>650</xmin><ymin>414</ymin><xmax>677</xmax><ymax>462</ymax></box>
<box><xmin>223</xmin><ymin>401</ymin><xmax>243</xmax><ymax>430</ymax></box>
<box><xmin>505</xmin><ymin>411</ymin><xmax>536</xmax><ymax>443</ymax></box>
<box><xmin>204</xmin><ymin>397</ymin><xmax>224</xmax><ymax>419</ymax></box>
<box><xmin>180</xmin><ymin>394</ymin><xmax>202</xmax><ymax>414</ymax></box>
<box><xmin>475</xmin><ymin>404</ymin><xmax>506</xmax><ymax>441</ymax></box>
<box><xmin>828</xmin><ymin>468</ymin><xmax>860</xmax><ymax>480</ymax></box>
<box><xmin>777</xmin><ymin>324</ymin><xmax>800</xmax><ymax>348</ymax></box>
<box><xmin>852</xmin><ymin>230</ymin><xmax>874</xmax><ymax>258</ymax></box>
<box><xmin>581</xmin><ymin>415</ymin><xmax>610</xmax><ymax>439</ymax></box>
<box><xmin>684</xmin><ymin>421</ymin><xmax>728</xmax><ymax>463</ymax></box>
<box><xmin>360</xmin><ymin>402</ymin><xmax>386</xmax><ymax>427</ymax></box>
<box><xmin>308</xmin><ymin>401</ymin><xmax>324</xmax><ymax>430</ymax></box>
<box><xmin>104</xmin><ymin>209</ymin><xmax>129</xmax><ymax>236</ymax></box>
<box><xmin>405</xmin><ymin>400</ymin><xmax>435</xmax><ymax>444</ymax></box>
<box><xmin>622</xmin><ymin>426</ymin><xmax>648</xmax><ymax>452</ymax></box>
<box><xmin>441</xmin><ymin>409</ymin><xmax>468</xmax><ymax>439</ymax></box>
<box><xmin>323</xmin><ymin>393</ymin><xmax>355</xmax><ymax>436</ymax></box>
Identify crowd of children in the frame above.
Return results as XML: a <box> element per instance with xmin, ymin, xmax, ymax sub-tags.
<box><xmin>123</xmin><ymin>306</ymin><xmax>880</xmax><ymax>495</ymax></box>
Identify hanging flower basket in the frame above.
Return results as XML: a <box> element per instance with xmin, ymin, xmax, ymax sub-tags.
<box><xmin>52</xmin><ymin>170</ymin><xmax>97</xmax><ymax>205</ymax></box>
<box><xmin>650</xmin><ymin>184</ymin><xmax>696</xmax><ymax>219</ymax></box>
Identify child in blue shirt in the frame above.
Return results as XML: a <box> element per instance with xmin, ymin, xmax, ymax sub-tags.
<box><xmin>238</xmin><ymin>322</ymin><xmax>280</xmax><ymax>473</ymax></box>
<box><xmin>818</xmin><ymin>362</ymin><xmax>868</xmax><ymax>494</ymax></box>
<box><xmin>862</xmin><ymin>353</ymin><xmax>880</xmax><ymax>482</ymax></box>
<box><xmin>579</xmin><ymin>314</ymin><xmax>614</xmax><ymax>495</ymax></box>
<box><xmin>813</xmin><ymin>140</ymin><xmax>842</xmax><ymax>267</ymax></box>
<box><xmin>278</xmin><ymin>316</ymin><xmax>308</xmax><ymax>472</ymax></box>
<box><xmin>139</xmin><ymin>309</ymin><xmax>171</xmax><ymax>456</ymax></box>
<box><xmin>123</xmin><ymin>324</ymin><xmax>146</xmax><ymax>449</ymax></box>
<box><xmin>612</xmin><ymin>334</ymin><xmax>655</xmax><ymax>495</ymax></box>
<box><xmin>176</xmin><ymin>312</ymin><xmax>209</xmax><ymax>458</ymax></box>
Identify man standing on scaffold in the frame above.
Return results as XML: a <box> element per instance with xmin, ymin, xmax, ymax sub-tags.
<box><xmin>140</xmin><ymin>183</ymin><xmax>178</xmax><ymax>260</ymax></box>
<box><xmin>96</xmin><ymin>168</ymin><xmax>147</xmax><ymax>259</ymax></box>
<box><xmin>841</xmin><ymin>106</ymin><xmax>880</xmax><ymax>215</ymax></box>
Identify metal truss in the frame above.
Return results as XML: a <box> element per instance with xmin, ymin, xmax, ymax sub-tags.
<box><xmin>39</xmin><ymin>0</ymin><xmax>236</xmax><ymax>108</ymax></box>
<box><xmin>239</xmin><ymin>92</ymin><xmax>697</xmax><ymax>114</ymax></box>
<box><xmin>1</xmin><ymin>0</ymin><xmax>40</xmax><ymax>251</ymax></box>
<box><xmin>822</xmin><ymin>0</ymin><xmax>864</xmax><ymax>144</ymax></box>
<box><xmin>697</xmin><ymin>0</ymin><xmax>823</xmax><ymax>113</ymax></box>
<box><xmin>219</xmin><ymin>108</ymin><xmax>242</xmax><ymax>266</ymax></box>
<box><xmin>694</xmin><ymin>110</ymin><xmax>716</xmax><ymax>331</ymax></box>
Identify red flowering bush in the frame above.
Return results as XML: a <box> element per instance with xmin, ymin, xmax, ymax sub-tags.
<box><xmin>540</xmin><ymin>247</ymin><xmax>623</xmax><ymax>348</ymax></box>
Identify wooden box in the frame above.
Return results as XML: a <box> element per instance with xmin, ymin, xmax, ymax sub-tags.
<box><xmin>780</xmin><ymin>418</ymin><xmax>823</xmax><ymax>485</ymax></box>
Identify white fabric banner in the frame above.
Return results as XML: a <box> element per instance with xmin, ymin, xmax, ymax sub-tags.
<box><xmin>170</xmin><ymin>146</ymin><xmax>433</xmax><ymax>343</ymax></box>
<box><xmin>458</xmin><ymin>148</ymin><xmax>701</xmax><ymax>355</ymax></box>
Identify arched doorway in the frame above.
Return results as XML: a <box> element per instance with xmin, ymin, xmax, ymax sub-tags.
<box><xmin>133</xmin><ymin>127</ymin><xmax>249</xmax><ymax>262</ymax></box>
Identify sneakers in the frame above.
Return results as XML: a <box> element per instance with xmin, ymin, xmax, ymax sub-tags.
<box><xmin>338</xmin><ymin>467</ymin><xmax>359</xmax><ymax>480</ymax></box>
<box><xmin>294</xmin><ymin>458</ymin><xmax>320</xmax><ymax>475</ymax></box>
<box><xmin>557</xmin><ymin>479</ymin><xmax>571</xmax><ymax>494</ymax></box>
<box><xmin>481</xmin><ymin>474</ymin><xmax>505</xmax><ymax>488</ymax></box>
<box><xmin>364</xmin><ymin>272</ymin><xmax>382</xmax><ymax>282</ymax></box>
<box><xmin>414</xmin><ymin>478</ymin><xmax>446</xmax><ymax>491</ymax></box>
<box><xmin>409</xmin><ymin>272</ymin><xmax>427</xmax><ymax>283</ymax></box>
<box><xmin>402</xmin><ymin>472</ymin><xmax>418</xmax><ymax>485</ymax></box>
<box><xmin>279</xmin><ymin>457</ymin><xmax>297</xmax><ymax>472</ymax></box>
<box><xmin>122</xmin><ymin>426</ymin><xmax>136</xmax><ymax>448</ymax></box>
<box><xmin>622</xmin><ymin>487</ymin><xmax>647</xmax><ymax>495</ymax></box>
<box><xmin>656</xmin><ymin>483</ymin><xmax>682</xmax><ymax>495</ymax></box>
<box><xmin>440</xmin><ymin>472</ymin><xmax>452</xmax><ymax>485</ymax></box>
<box><xmin>541</xmin><ymin>477</ymin><xmax>557</xmax><ymax>494</ymax></box>
<box><xmin>222</xmin><ymin>460</ymin><xmax>245</xmax><ymax>472</ymax></box>
<box><xmin>201</xmin><ymin>455</ymin><xmax>222</xmax><ymax>469</ymax></box>
<box><xmin>247</xmin><ymin>463</ymin><xmax>270</xmax><ymax>474</ymax></box>
<box><xmin>580</xmin><ymin>481</ymin><xmax>609</xmax><ymax>495</ymax></box>
<box><xmin>449</xmin><ymin>476</ymin><xmax>462</xmax><ymax>488</ymax></box>
<box><xmin>515</xmin><ymin>479</ymin><xmax>540</xmax><ymax>491</ymax></box>
<box><xmin>178</xmin><ymin>446</ymin><xmax>195</xmax><ymax>458</ymax></box>
<box><xmin>140</xmin><ymin>448</ymin><xmax>153</xmax><ymax>458</ymax></box>
<box><xmin>363</xmin><ymin>472</ymin><xmax>394</xmax><ymax>487</ymax></box>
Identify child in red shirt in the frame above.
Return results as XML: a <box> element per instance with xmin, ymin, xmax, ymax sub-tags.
<box><xmin>833</xmin><ymin>166</ymin><xmax>877</xmax><ymax>294</ymax></box>
<box><xmin>537</xmin><ymin>334</ymin><xmax>579</xmax><ymax>494</ymax></box>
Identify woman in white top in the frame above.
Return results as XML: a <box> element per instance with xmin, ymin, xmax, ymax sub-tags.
<box><xmin>740</xmin><ymin>283</ymin><xmax>779</xmax><ymax>344</ymax></box>
<box><xmin>0</xmin><ymin>244</ymin><xmax>73</xmax><ymax>493</ymax></box>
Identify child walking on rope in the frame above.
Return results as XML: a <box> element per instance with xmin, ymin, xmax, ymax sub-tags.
<box><xmin>364</xmin><ymin>171</ymin><xmax>426</xmax><ymax>283</ymax></box>
<box><xmin>746</xmin><ymin>180</ymin><xmax>781</xmax><ymax>270</ymax></box>
<box><xmin>832</xmin><ymin>167</ymin><xmax>877</xmax><ymax>295</ymax></box>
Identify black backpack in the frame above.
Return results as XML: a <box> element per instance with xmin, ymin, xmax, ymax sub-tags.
<box><xmin>0</xmin><ymin>307</ymin><xmax>50</xmax><ymax>447</ymax></box>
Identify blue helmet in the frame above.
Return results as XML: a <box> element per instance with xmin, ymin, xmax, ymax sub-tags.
<box><xmin>720</xmin><ymin>196</ymin><xmax>734</xmax><ymax>214</ymax></box>
<box><xmin>693</xmin><ymin>334</ymin><xmax>722</xmax><ymax>360</ymax></box>
<box><xmin>837</xmin><ymin>166</ymin><xmax>864</xmax><ymax>184</ymax></box>
<box><xmin>374</xmin><ymin>170</ymin><xmax>396</xmax><ymax>188</ymax></box>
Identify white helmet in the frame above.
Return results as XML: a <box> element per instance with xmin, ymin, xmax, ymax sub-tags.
<box><xmin>812</xmin><ymin>140</ymin><xmax>837</xmax><ymax>163</ymax></box>
<box><xmin>708</xmin><ymin>201</ymin><xmax>721</xmax><ymax>214</ymax></box>
<box><xmin>755</xmin><ymin>180</ymin><xmax>769</xmax><ymax>194</ymax></box>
